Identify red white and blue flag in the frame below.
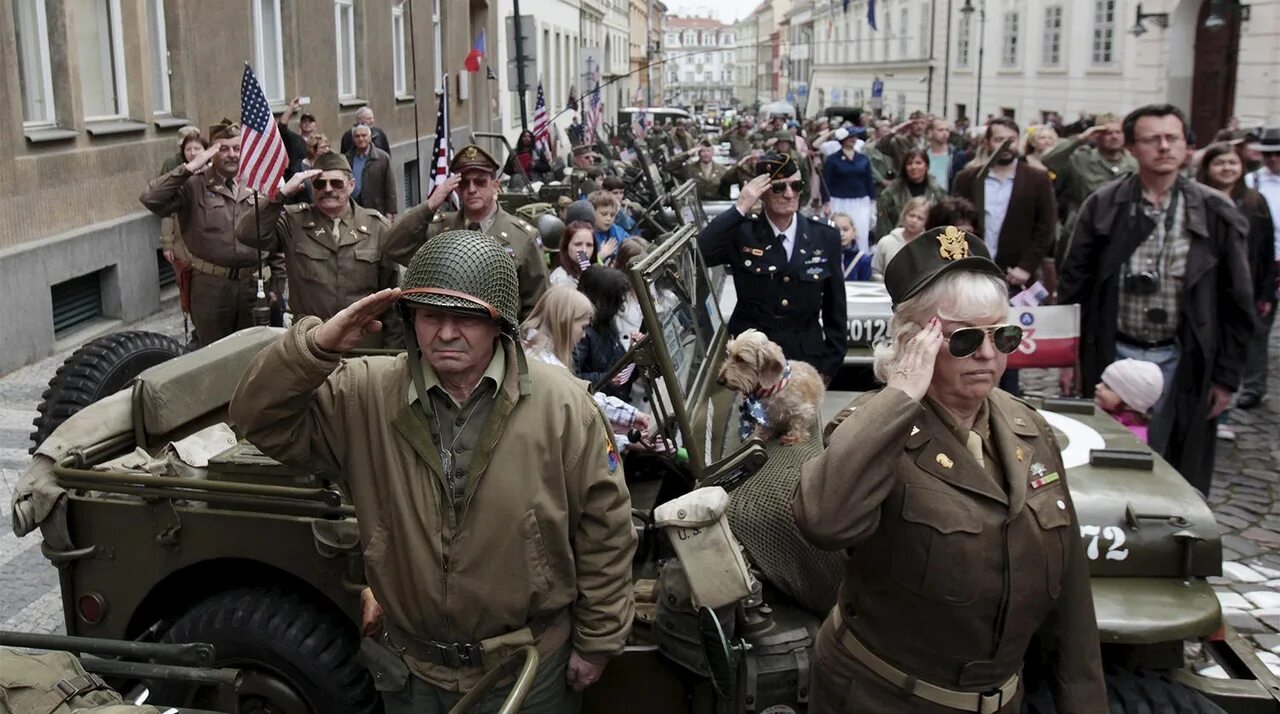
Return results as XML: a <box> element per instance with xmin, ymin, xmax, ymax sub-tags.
<box><xmin>430</xmin><ymin>77</ymin><xmax>452</xmax><ymax>194</ymax></box>
<box><xmin>236</xmin><ymin>64</ymin><xmax>288</xmax><ymax>199</ymax></box>
<box><xmin>586</xmin><ymin>81</ymin><xmax>602</xmax><ymax>143</ymax></box>
<box><xmin>532</xmin><ymin>80</ymin><xmax>552</xmax><ymax>157</ymax></box>
<box><xmin>465</xmin><ymin>29</ymin><xmax>486</xmax><ymax>73</ymax></box>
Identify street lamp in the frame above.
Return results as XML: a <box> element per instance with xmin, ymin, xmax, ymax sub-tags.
<box><xmin>960</xmin><ymin>0</ymin><xmax>985</xmax><ymax>124</ymax></box>
<box><xmin>1129</xmin><ymin>3</ymin><xmax>1169</xmax><ymax>36</ymax></box>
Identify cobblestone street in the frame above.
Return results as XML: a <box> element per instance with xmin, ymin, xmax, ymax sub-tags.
<box><xmin>0</xmin><ymin>305</ymin><xmax>1276</xmax><ymax>675</ymax></box>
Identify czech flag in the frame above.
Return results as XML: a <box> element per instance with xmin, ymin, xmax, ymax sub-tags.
<box><xmin>465</xmin><ymin>29</ymin><xmax>486</xmax><ymax>73</ymax></box>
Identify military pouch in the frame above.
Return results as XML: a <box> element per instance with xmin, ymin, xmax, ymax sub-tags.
<box><xmin>359</xmin><ymin>637</ymin><xmax>410</xmax><ymax>693</ymax></box>
<box><xmin>0</xmin><ymin>649</ymin><xmax>161</xmax><ymax>713</ymax></box>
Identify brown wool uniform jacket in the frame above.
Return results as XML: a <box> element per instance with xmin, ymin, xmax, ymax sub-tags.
<box><xmin>234</xmin><ymin>197</ymin><xmax>421</xmax><ymax>326</ymax></box>
<box><xmin>794</xmin><ymin>388</ymin><xmax>1106</xmax><ymax>713</ymax></box>
<box><xmin>141</xmin><ymin>165</ymin><xmax>268</xmax><ymax>269</ymax></box>
<box><xmin>385</xmin><ymin>204</ymin><xmax>549</xmax><ymax>319</ymax></box>
<box><xmin>230</xmin><ymin>319</ymin><xmax>637</xmax><ymax>690</ymax></box>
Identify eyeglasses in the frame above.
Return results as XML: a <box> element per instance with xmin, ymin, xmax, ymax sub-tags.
<box><xmin>312</xmin><ymin>178</ymin><xmax>347</xmax><ymax>191</ymax></box>
<box><xmin>769</xmin><ymin>180</ymin><xmax>805</xmax><ymax>195</ymax></box>
<box><xmin>1132</xmin><ymin>134</ymin><xmax>1187</xmax><ymax>148</ymax></box>
<box><xmin>942</xmin><ymin>324</ymin><xmax>1024</xmax><ymax>358</ymax></box>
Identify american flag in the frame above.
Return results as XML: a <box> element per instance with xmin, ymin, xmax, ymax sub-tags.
<box><xmin>430</xmin><ymin>77</ymin><xmax>452</xmax><ymax>194</ymax></box>
<box><xmin>236</xmin><ymin>65</ymin><xmax>288</xmax><ymax>198</ymax></box>
<box><xmin>586</xmin><ymin>81</ymin><xmax>602</xmax><ymax>144</ymax></box>
<box><xmin>532</xmin><ymin>80</ymin><xmax>551</xmax><ymax>157</ymax></box>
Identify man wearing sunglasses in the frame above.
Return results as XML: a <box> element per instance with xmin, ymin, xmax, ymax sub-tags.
<box><xmin>387</xmin><ymin>144</ymin><xmax>549</xmax><ymax>319</ymax></box>
<box><xmin>234</xmin><ymin>152</ymin><xmax>417</xmax><ymax>347</ymax></box>
<box><xmin>699</xmin><ymin>153</ymin><xmax>847</xmax><ymax>384</ymax></box>
<box><xmin>798</xmin><ymin>225</ymin><xmax>1106</xmax><ymax>713</ymax></box>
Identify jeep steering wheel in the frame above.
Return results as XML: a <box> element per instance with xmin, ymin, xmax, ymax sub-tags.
<box><xmin>448</xmin><ymin>645</ymin><xmax>540</xmax><ymax>714</ymax></box>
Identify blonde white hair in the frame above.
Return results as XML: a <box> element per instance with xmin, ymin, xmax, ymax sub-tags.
<box><xmin>872</xmin><ymin>271</ymin><xmax>1008</xmax><ymax>383</ymax></box>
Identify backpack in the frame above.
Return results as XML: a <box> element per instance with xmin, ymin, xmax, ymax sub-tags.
<box><xmin>0</xmin><ymin>649</ymin><xmax>163</xmax><ymax>714</ymax></box>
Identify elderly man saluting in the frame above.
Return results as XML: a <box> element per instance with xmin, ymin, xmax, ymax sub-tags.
<box><xmin>234</xmin><ymin>152</ymin><xmax>422</xmax><ymax>346</ymax></box>
<box><xmin>388</xmin><ymin>145</ymin><xmax>548</xmax><ymax>318</ymax></box>
<box><xmin>230</xmin><ymin>230</ymin><xmax>636</xmax><ymax>713</ymax></box>
<box><xmin>699</xmin><ymin>153</ymin><xmax>847</xmax><ymax>384</ymax></box>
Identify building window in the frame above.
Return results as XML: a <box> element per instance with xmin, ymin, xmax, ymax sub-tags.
<box><xmin>250</xmin><ymin>0</ymin><xmax>285</xmax><ymax>103</ymax></box>
<box><xmin>335</xmin><ymin>0</ymin><xmax>358</xmax><ymax>99</ymax></box>
<box><xmin>13</xmin><ymin>0</ymin><xmax>56</xmax><ymax>126</ymax></box>
<box><xmin>1001</xmin><ymin>11</ymin><xmax>1019</xmax><ymax>67</ymax></box>
<box><xmin>73</xmin><ymin>0</ymin><xmax>128</xmax><ymax>120</ymax></box>
<box><xmin>882</xmin><ymin>7</ymin><xmax>891</xmax><ymax>58</ymax></box>
<box><xmin>919</xmin><ymin>2</ymin><xmax>929</xmax><ymax>56</ymax></box>
<box><xmin>1092</xmin><ymin>0</ymin><xmax>1115</xmax><ymax>65</ymax></box>
<box><xmin>145</xmin><ymin>0</ymin><xmax>171</xmax><ymax>115</ymax></box>
<box><xmin>957</xmin><ymin>14</ymin><xmax>970</xmax><ymax>67</ymax></box>
<box><xmin>898</xmin><ymin>7</ymin><xmax>908</xmax><ymax>56</ymax></box>
<box><xmin>855</xmin><ymin>14</ymin><xmax>863</xmax><ymax>61</ymax></box>
<box><xmin>392</xmin><ymin>0</ymin><xmax>408</xmax><ymax>96</ymax></box>
<box><xmin>705</xmin><ymin>71</ymin><xmax>713</xmax><ymax>82</ymax></box>
<box><xmin>1042</xmin><ymin>5</ymin><xmax>1062</xmax><ymax>66</ymax></box>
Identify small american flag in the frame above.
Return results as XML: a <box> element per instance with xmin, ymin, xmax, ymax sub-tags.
<box><xmin>430</xmin><ymin>76</ymin><xmax>451</xmax><ymax>194</ymax></box>
<box><xmin>576</xmin><ymin>250</ymin><xmax>592</xmax><ymax>272</ymax></box>
<box><xmin>236</xmin><ymin>65</ymin><xmax>288</xmax><ymax>198</ymax></box>
<box><xmin>532</xmin><ymin>80</ymin><xmax>551</xmax><ymax>157</ymax></box>
<box><xmin>616</xmin><ymin>362</ymin><xmax>636</xmax><ymax>382</ymax></box>
<box><xmin>586</xmin><ymin>81</ymin><xmax>602</xmax><ymax>144</ymax></box>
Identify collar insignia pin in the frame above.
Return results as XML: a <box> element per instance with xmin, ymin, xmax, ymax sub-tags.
<box><xmin>910</xmin><ymin>426</ymin><xmax>920</xmax><ymax>436</ymax></box>
<box><xmin>936</xmin><ymin>453</ymin><xmax>954</xmax><ymax>469</ymax></box>
<box><xmin>1031</xmin><ymin>462</ymin><xmax>1048</xmax><ymax>478</ymax></box>
<box><xmin>1015</xmin><ymin>446</ymin><xmax>1024</xmax><ymax>462</ymax></box>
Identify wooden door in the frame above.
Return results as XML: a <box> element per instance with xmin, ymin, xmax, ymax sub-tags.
<box><xmin>1190</xmin><ymin>0</ymin><xmax>1240</xmax><ymax>144</ymax></box>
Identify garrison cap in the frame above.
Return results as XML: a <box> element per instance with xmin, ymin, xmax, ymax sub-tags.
<box><xmin>755</xmin><ymin>152</ymin><xmax>799</xmax><ymax>180</ymax></box>
<box><xmin>208</xmin><ymin>118</ymin><xmax>239</xmax><ymax>142</ymax></box>
<box><xmin>449</xmin><ymin>144</ymin><xmax>500</xmax><ymax>175</ymax></box>
<box><xmin>884</xmin><ymin>225</ymin><xmax>1003</xmax><ymax>305</ymax></box>
<box><xmin>571</xmin><ymin>144</ymin><xmax>597</xmax><ymax>158</ymax></box>
<box><xmin>772</xmin><ymin>130</ymin><xmax>795</xmax><ymax>143</ymax></box>
<box><xmin>312</xmin><ymin>152</ymin><xmax>352</xmax><ymax>173</ymax></box>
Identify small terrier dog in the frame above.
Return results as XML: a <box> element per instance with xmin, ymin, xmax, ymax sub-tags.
<box><xmin>717</xmin><ymin>329</ymin><xmax>825</xmax><ymax>445</ymax></box>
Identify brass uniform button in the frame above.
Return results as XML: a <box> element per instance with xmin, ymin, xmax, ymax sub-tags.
<box><xmin>783</xmin><ymin>276</ymin><xmax>790</xmax><ymax>283</ymax></box>
<box><xmin>781</xmin><ymin>299</ymin><xmax>789</xmax><ymax>307</ymax></box>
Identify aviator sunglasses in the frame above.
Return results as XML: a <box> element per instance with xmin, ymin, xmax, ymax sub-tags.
<box><xmin>769</xmin><ymin>180</ymin><xmax>805</xmax><ymax>195</ymax></box>
<box><xmin>312</xmin><ymin>177</ymin><xmax>347</xmax><ymax>191</ymax></box>
<box><xmin>943</xmin><ymin>324</ymin><xmax>1024</xmax><ymax>358</ymax></box>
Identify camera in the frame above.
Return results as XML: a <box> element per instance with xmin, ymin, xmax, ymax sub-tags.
<box><xmin>1124</xmin><ymin>270</ymin><xmax>1161</xmax><ymax>295</ymax></box>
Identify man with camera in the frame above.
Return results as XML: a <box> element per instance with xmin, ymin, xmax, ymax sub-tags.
<box><xmin>1057</xmin><ymin>104</ymin><xmax>1255</xmax><ymax>495</ymax></box>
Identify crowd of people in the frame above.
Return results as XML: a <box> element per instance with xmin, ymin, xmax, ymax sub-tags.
<box><xmin>137</xmin><ymin>91</ymin><xmax>1278</xmax><ymax>712</ymax></box>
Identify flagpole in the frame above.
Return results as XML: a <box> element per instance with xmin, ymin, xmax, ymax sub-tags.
<box><xmin>407</xmin><ymin>0</ymin><xmax>424</xmax><ymax>205</ymax></box>
<box><xmin>513</xmin><ymin>0</ymin><xmax>530</xmax><ymax>131</ymax></box>
<box><xmin>252</xmin><ymin>188</ymin><xmax>269</xmax><ymax>327</ymax></box>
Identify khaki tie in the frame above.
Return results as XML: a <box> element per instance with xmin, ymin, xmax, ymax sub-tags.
<box><xmin>965</xmin><ymin>431</ymin><xmax>985</xmax><ymax>468</ymax></box>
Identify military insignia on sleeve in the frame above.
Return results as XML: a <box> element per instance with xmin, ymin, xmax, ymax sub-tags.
<box><xmin>606</xmin><ymin>438</ymin><xmax>620</xmax><ymax>474</ymax></box>
<box><xmin>938</xmin><ymin>226</ymin><xmax>970</xmax><ymax>261</ymax></box>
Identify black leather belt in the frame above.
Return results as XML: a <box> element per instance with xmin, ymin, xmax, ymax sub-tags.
<box><xmin>1116</xmin><ymin>332</ymin><xmax>1176</xmax><ymax>349</ymax></box>
<box><xmin>382</xmin><ymin>612</ymin><xmax>558</xmax><ymax>670</ymax></box>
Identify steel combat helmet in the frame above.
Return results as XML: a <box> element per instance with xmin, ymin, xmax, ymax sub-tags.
<box><xmin>399</xmin><ymin>229</ymin><xmax>521</xmax><ymax>332</ymax></box>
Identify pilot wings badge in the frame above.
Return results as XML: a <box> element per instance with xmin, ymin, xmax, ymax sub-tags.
<box><xmin>938</xmin><ymin>226</ymin><xmax>970</xmax><ymax>261</ymax></box>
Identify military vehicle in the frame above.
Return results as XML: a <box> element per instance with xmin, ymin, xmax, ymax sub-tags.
<box><xmin>11</xmin><ymin>207</ymin><xmax>1280</xmax><ymax>711</ymax></box>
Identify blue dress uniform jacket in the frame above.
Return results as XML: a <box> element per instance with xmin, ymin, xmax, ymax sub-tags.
<box><xmin>699</xmin><ymin>208</ymin><xmax>848</xmax><ymax>380</ymax></box>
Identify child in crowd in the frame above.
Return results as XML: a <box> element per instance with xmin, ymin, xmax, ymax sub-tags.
<box><xmin>602</xmin><ymin>176</ymin><xmax>638</xmax><ymax>233</ymax></box>
<box><xmin>833</xmin><ymin>212</ymin><xmax>872</xmax><ymax>281</ymax></box>
<box><xmin>589</xmin><ymin>190</ymin><xmax>627</xmax><ymax>265</ymax></box>
<box><xmin>520</xmin><ymin>286</ymin><xmax>651</xmax><ymax>442</ymax></box>
<box><xmin>871</xmin><ymin>196</ymin><xmax>931</xmax><ymax>281</ymax></box>
<box><xmin>575</xmin><ymin>266</ymin><xmax>638</xmax><ymax>401</ymax></box>
<box><xmin>1094</xmin><ymin>358</ymin><xmax>1164</xmax><ymax>443</ymax></box>
<box><xmin>550</xmin><ymin>225</ymin><xmax>597</xmax><ymax>288</ymax></box>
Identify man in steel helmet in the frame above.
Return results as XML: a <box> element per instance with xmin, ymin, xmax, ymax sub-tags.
<box><xmin>231</xmin><ymin>230</ymin><xmax>636</xmax><ymax>712</ymax></box>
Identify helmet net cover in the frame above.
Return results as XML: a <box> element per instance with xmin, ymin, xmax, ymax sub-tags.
<box><xmin>400</xmin><ymin>229</ymin><xmax>521</xmax><ymax>331</ymax></box>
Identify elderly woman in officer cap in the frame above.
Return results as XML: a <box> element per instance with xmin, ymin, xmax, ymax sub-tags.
<box><xmin>231</xmin><ymin>230</ymin><xmax>636</xmax><ymax>713</ymax></box>
<box><xmin>793</xmin><ymin>227</ymin><xmax>1105</xmax><ymax>713</ymax></box>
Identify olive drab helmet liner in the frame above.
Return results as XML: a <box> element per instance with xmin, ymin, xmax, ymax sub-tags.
<box><xmin>399</xmin><ymin>229</ymin><xmax>521</xmax><ymax>332</ymax></box>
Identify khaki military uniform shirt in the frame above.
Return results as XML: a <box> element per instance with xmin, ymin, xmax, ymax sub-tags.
<box><xmin>386</xmin><ymin>204</ymin><xmax>548</xmax><ymax>319</ymax></box>
<box><xmin>141</xmin><ymin>166</ymin><xmax>266</xmax><ymax>269</ymax></box>
<box><xmin>1041</xmin><ymin>137</ymin><xmax>1139</xmax><ymax>215</ymax></box>
<box><xmin>230</xmin><ymin>319</ymin><xmax>637</xmax><ymax>690</ymax></box>
<box><xmin>413</xmin><ymin>350</ymin><xmax>505</xmax><ymax>509</ymax></box>
<box><xmin>235</xmin><ymin>198</ymin><xmax>420</xmax><ymax>323</ymax></box>
<box><xmin>667</xmin><ymin>157</ymin><xmax>728</xmax><ymax>201</ymax></box>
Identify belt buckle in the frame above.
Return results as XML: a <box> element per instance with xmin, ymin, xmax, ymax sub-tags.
<box><xmin>978</xmin><ymin>688</ymin><xmax>1003</xmax><ymax>714</ymax></box>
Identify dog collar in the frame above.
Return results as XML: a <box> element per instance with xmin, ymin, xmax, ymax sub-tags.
<box><xmin>752</xmin><ymin>362</ymin><xmax>792</xmax><ymax>398</ymax></box>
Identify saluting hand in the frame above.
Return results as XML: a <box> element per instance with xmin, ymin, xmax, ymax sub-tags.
<box><xmin>313</xmin><ymin>288</ymin><xmax>403</xmax><ymax>353</ymax></box>
<box><xmin>184</xmin><ymin>140</ymin><xmax>224</xmax><ymax>173</ymax></box>
<box><xmin>281</xmin><ymin>169</ymin><xmax>322</xmax><ymax>198</ymax></box>
<box><xmin>425</xmin><ymin>173</ymin><xmax>462</xmax><ymax>211</ymax></box>
<box><xmin>735</xmin><ymin>174</ymin><xmax>772</xmax><ymax>215</ymax></box>
<box><xmin>886</xmin><ymin>317</ymin><xmax>943</xmax><ymax>403</ymax></box>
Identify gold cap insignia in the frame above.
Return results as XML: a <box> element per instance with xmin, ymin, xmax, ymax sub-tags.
<box><xmin>936</xmin><ymin>453</ymin><xmax>954</xmax><ymax>469</ymax></box>
<box><xmin>938</xmin><ymin>226</ymin><xmax>970</xmax><ymax>261</ymax></box>
<box><xmin>460</xmin><ymin>145</ymin><xmax>480</xmax><ymax>160</ymax></box>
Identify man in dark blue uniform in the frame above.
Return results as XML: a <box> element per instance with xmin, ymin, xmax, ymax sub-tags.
<box><xmin>699</xmin><ymin>153</ymin><xmax>848</xmax><ymax>383</ymax></box>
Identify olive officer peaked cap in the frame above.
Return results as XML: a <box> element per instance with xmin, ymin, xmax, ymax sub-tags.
<box><xmin>311</xmin><ymin>152</ymin><xmax>352</xmax><ymax>173</ymax></box>
<box><xmin>208</xmin><ymin>118</ymin><xmax>239</xmax><ymax>142</ymax></box>
<box><xmin>400</xmin><ymin>230</ymin><xmax>521</xmax><ymax>331</ymax></box>
<box><xmin>449</xmin><ymin>144</ymin><xmax>501</xmax><ymax>174</ymax></box>
<box><xmin>756</xmin><ymin>152</ymin><xmax>799</xmax><ymax>180</ymax></box>
<box><xmin>884</xmin><ymin>225</ymin><xmax>1004</xmax><ymax>306</ymax></box>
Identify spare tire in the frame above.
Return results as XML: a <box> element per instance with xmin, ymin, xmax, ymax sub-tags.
<box><xmin>29</xmin><ymin>330</ymin><xmax>185</xmax><ymax>452</ymax></box>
